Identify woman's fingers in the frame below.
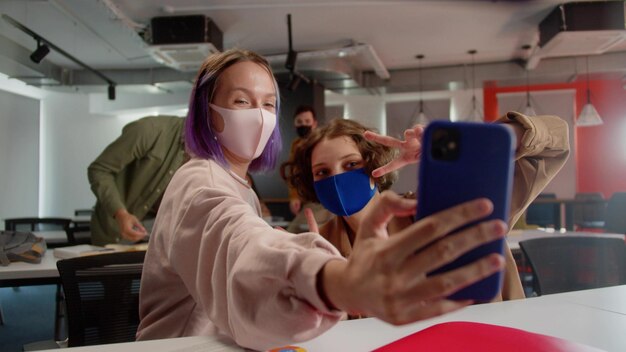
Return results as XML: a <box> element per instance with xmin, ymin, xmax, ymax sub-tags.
<box><xmin>399</xmin><ymin>253</ymin><xmax>505</xmax><ymax>304</ymax></box>
<box><xmin>382</xmin><ymin>299</ymin><xmax>472</xmax><ymax>326</ymax></box>
<box><xmin>304</xmin><ymin>207</ymin><xmax>319</xmax><ymax>233</ymax></box>
<box><xmin>402</xmin><ymin>219</ymin><xmax>508</xmax><ymax>277</ymax></box>
<box><xmin>357</xmin><ymin>191</ymin><xmax>417</xmax><ymax>242</ymax></box>
<box><xmin>377</xmin><ymin>253</ymin><xmax>504</xmax><ymax>325</ymax></box>
<box><xmin>363</xmin><ymin>130</ymin><xmax>404</xmax><ymax>148</ymax></box>
<box><xmin>384</xmin><ymin>198</ymin><xmax>494</xmax><ymax>262</ymax></box>
<box><xmin>371</xmin><ymin>161</ymin><xmax>406</xmax><ymax>178</ymax></box>
<box><xmin>365</xmin><ymin>127</ymin><xmax>424</xmax><ymax>178</ymax></box>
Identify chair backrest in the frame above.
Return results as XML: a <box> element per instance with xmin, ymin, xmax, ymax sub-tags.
<box><xmin>65</xmin><ymin>224</ymin><xmax>92</xmax><ymax>245</ymax></box>
<box><xmin>519</xmin><ymin>236</ymin><xmax>626</xmax><ymax>296</ymax></box>
<box><xmin>74</xmin><ymin>209</ymin><xmax>94</xmax><ymax>217</ymax></box>
<box><xmin>525</xmin><ymin>193</ymin><xmax>559</xmax><ymax>228</ymax></box>
<box><xmin>4</xmin><ymin>217</ymin><xmax>72</xmax><ymax>232</ymax></box>
<box><xmin>605</xmin><ymin>192</ymin><xmax>626</xmax><ymax>234</ymax></box>
<box><xmin>56</xmin><ymin>251</ymin><xmax>146</xmax><ymax>347</ymax></box>
<box><xmin>573</xmin><ymin>192</ymin><xmax>606</xmax><ymax>228</ymax></box>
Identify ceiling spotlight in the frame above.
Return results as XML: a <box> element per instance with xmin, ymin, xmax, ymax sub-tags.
<box><xmin>30</xmin><ymin>40</ymin><xmax>50</xmax><ymax>64</ymax></box>
<box><xmin>287</xmin><ymin>72</ymin><xmax>302</xmax><ymax>91</ymax></box>
<box><xmin>284</xmin><ymin>14</ymin><xmax>298</xmax><ymax>72</ymax></box>
<box><xmin>108</xmin><ymin>84</ymin><xmax>116</xmax><ymax>100</ymax></box>
<box><xmin>285</xmin><ymin>50</ymin><xmax>298</xmax><ymax>72</ymax></box>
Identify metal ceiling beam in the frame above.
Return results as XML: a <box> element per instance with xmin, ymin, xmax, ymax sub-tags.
<box><xmin>2</xmin><ymin>26</ymin><xmax>626</xmax><ymax>96</ymax></box>
<box><xmin>363</xmin><ymin>51</ymin><xmax>626</xmax><ymax>93</ymax></box>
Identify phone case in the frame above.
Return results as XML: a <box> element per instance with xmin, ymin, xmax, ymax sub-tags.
<box><xmin>416</xmin><ymin>121</ymin><xmax>515</xmax><ymax>302</ymax></box>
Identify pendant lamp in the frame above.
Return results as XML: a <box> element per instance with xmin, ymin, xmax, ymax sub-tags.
<box><xmin>521</xmin><ymin>44</ymin><xmax>536</xmax><ymax>116</ymax></box>
<box><xmin>413</xmin><ymin>54</ymin><xmax>429</xmax><ymax>126</ymax></box>
<box><xmin>467</xmin><ymin>49</ymin><xmax>483</xmax><ymax>122</ymax></box>
<box><xmin>523</xmin><ymin>68</ymin><xmax>537</xmax><ymax>116</ymax></box>
<box><xmin>576</xmin><ymin>56</ymin><xmax>603</xmax><ymax>127</ymax></box>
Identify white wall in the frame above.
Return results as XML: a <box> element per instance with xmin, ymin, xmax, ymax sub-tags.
<box><xmin>40</xmin><ymin>92</ymin><xmax>124</xmax><ymax>217</ymax></box>
<box><xmin>0</xmin><ymin>79</ymin><xmax>190</xmax><ymax>220</ymax></box>
<box><xmin>0</xmin><ymin>89</ymin><xmax>40</xmax><ymax>228</ymax></box>
<box><xmin>40</xmin><ymin>91</ymin><xmax>189</xmax><ymax>217</ymax></box>
<box><xmin>325</xmin><ymin>89</ymin><xmax>484</xmax><ymax>196</ymax></box>
<box><xmin>326</xmin><ymin>88</ymin><xmax>484</xmax><ymax>131</ymax></box>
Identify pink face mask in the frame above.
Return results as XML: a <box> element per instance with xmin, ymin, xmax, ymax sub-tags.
<box><xmin>209</xmin><ymin>104</ymin><xmax>277</xmax><ymax>160</ymax></box>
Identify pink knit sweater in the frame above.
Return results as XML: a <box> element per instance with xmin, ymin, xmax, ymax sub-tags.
<box><xmin>136</xmin><ymin>158</ymin><xmax>344</xmax><ymax>350</ymax></box>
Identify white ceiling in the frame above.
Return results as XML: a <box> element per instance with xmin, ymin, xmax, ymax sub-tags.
<box><xmin>1</xmin><ymin>0</ymin><xmax>625</xmax><ymax>91</ymax></box>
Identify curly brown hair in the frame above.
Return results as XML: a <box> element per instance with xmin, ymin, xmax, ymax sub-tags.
<box><xmin>281</xmin><ymin>119</ymin><xmax>397</xmax><ymax>203</ymax></box>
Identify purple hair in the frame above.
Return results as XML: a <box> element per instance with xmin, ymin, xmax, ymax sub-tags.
<box><xmin>184</xmin><ymin>49</ymin><xmax>282</xmax><ymax>173</ymax></box>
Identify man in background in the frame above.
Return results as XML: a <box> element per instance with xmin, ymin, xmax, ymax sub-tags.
<box><xmin>88</xmin><ymin>115</ymin><xmax>186</xmax><ymax>245</ymax></box>
<box><xmin>282</xmin><ymin>105</ymin><xmax>332</xmax><ymax>233</ymax></box>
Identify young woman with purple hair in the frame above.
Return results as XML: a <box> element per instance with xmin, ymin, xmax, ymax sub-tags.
<box><xmin>136</xmin><ymin>49</ymin><xmax>511</xmax><ymax>350</ymax></box>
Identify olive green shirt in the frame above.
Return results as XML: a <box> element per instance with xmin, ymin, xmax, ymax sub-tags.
<box><xmin>87</xmin><ymin>116</ymin><xmax>186</xmax><ymax>245</ymax></box>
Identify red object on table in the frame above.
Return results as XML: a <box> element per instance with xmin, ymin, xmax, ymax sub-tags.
<box><xmin>374</xmin><ymin>321</ymin><xmax>602</xmax><ymax>352</ymax></box>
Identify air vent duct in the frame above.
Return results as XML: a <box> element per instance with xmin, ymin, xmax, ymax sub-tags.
<box><xmin>538</xmin><ymin>1</ymin><xmax>626</xmax><ymax>58</ymax></box>
<box><xmin>147</xmin><ymin>15</ymin><xmax>223</xmax><ymax>72</ymax></box>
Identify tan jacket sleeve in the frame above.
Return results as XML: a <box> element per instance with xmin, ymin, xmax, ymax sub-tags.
<box><xmin>495</xmin><ymin>112</ymin><xmax>570</xmax><ymax>300</ymax></box>
<box><xmin>498</xmin><ymin>112</ymin><xmax>570</xmax><ymax>228</ymax></box>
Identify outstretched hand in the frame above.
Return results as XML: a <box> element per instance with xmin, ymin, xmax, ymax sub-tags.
<box><xmin>114</xmin><ymin>209</ymin><xmax>148</xmax><ymax>242</ymax></box>
<box><xmin>321</xmin><ymin>192</ymin><xmax>507</xmax><ymax>325</ymax></box>
<box><xmin>363</xmin><ymin>125</ymin><xmax>425</xmax><ymax>178</ymax></box>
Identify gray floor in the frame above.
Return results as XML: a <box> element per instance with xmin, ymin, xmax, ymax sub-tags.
<box><xmin>0</xmin><ymin>285</ymin><xmax>57</xmax><ymax>352</ymax></box>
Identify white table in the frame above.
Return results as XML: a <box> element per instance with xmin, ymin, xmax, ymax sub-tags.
<box><xmin>42</xmin><ymin>285</ymin><xmax>626</xmax><ymax>352</ymax></box>
<box><xmin>506</xmin><ymin>229</ymin><xmax>625</xmax><ymax>251</ymax></box>
<box><xmin>0</xmin><ymin>251</ymin><xmax>59</xmax><ymax>287</ymax></box>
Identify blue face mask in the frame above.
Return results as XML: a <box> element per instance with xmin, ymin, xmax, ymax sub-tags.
<box><xmin>314</xmin><ymin>168</ymin><xmax>377</xmax><ymax>217</ymax></box>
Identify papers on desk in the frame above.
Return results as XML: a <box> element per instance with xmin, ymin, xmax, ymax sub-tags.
<box><xmin>53</xmin><ymin>245</ymin><xmax>114</xmax><ymax>259</ymax></box>
<box><xmin>53</xmin><ymin>243</ymin><xmax>149</xmax><ymax>259</ymax></box>
<box><xmin>373</xmin><ymin>322</ymin><xmax>601</xmax><ymax>352</ymax></box>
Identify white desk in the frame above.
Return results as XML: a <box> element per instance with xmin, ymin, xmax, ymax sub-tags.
<box><xmin>44</xmin><ymin>285</ymin><xmax>626</xmax><ymax>352</ymax></box>
<box><xmin>507</xmin><ymin>229</ymin><xmax>625</xmax><ymax>251</ymax></box>
<box><xmin>0</xmin><ymin>251</ymin><xmax>59</xmax><ymax>287</ymax></box>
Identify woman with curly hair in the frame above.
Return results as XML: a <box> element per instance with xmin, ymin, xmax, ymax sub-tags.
<box><xmin>282</xmin><ymin>119</ymin><xmax>412</xmax><ymax>258</ymax></box>
<box><xmin>284</xmin><ymin>114</ymin><xmax>570</xmax><ymax>302</ymax></box>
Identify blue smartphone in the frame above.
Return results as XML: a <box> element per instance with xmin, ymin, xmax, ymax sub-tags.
<box><xmin>415</xmin><ymin>121</ymin><xmax>515</xmax><ymax>302</ymax></box>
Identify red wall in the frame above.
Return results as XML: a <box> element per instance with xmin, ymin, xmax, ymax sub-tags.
<box><xmin>483</xmin><ymin>79</ymin><xmax>626</xmax><ymax>199</ymax></box>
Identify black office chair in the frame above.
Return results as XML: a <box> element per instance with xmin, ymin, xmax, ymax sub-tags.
<box><xmin>56</xmin><ymin>251</ymin><xmax>146</xmax><ymax>347</ymax></box>
<box><xmin>604</xmin><ymin>192</ymin><xmax>626</xmax><ymax>234</ymax></box>
<box><xmin>65</xmin><ymin>225</ymin><xmax>92</xmax><ymax>245</ymax></box>
<box><xmin>573</xmin><ymin>192</ymin><xmax>606</xmax><ymax>230</ymax></box>
<box><xmin>519</xmin><ymin>236</ymin><xmax>626</xmax><ymax>296</ymax></box>
<box><xmin>4</xmin><ymin>217</ymin><xmax>72</xmax><ymax>232</ymax></box>
<box><xmin>74</xmin><ymin>209</ymin><xmax>94</xmax><ymax>217</ymax></box>
<box><xmin>525</xmin><ymin>193</ymin><xmax>560</xmax><ymax>229</ymax></box>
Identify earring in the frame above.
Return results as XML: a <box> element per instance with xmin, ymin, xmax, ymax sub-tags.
<box><xmin>213</xmin><ymin>135</ymin><xmax>217</xmax><ymax>141</ymax></box>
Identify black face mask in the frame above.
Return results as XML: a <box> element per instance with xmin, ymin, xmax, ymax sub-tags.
<box><xmin>296</xmin><ymin>125</ymin><xmax>313</xmax><ymax>137</ymax></box>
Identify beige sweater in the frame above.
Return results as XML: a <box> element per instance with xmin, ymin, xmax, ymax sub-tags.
<box><xmin>136</xmin><ymin>158</ymin><xmax>343</xmax><ymax>350</ymax></box>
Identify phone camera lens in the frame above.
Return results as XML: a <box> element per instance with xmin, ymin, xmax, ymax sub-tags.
<box><xmin>431</xmin><ymin>127</ymin><xmax>460</xmax><ymax>161</ymax></box>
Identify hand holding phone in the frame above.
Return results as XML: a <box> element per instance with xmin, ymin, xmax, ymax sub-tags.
<box><xmin>416</xmin><ymin>121</ymin><xmax>515</xmax><ymax>302</ymax></box>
